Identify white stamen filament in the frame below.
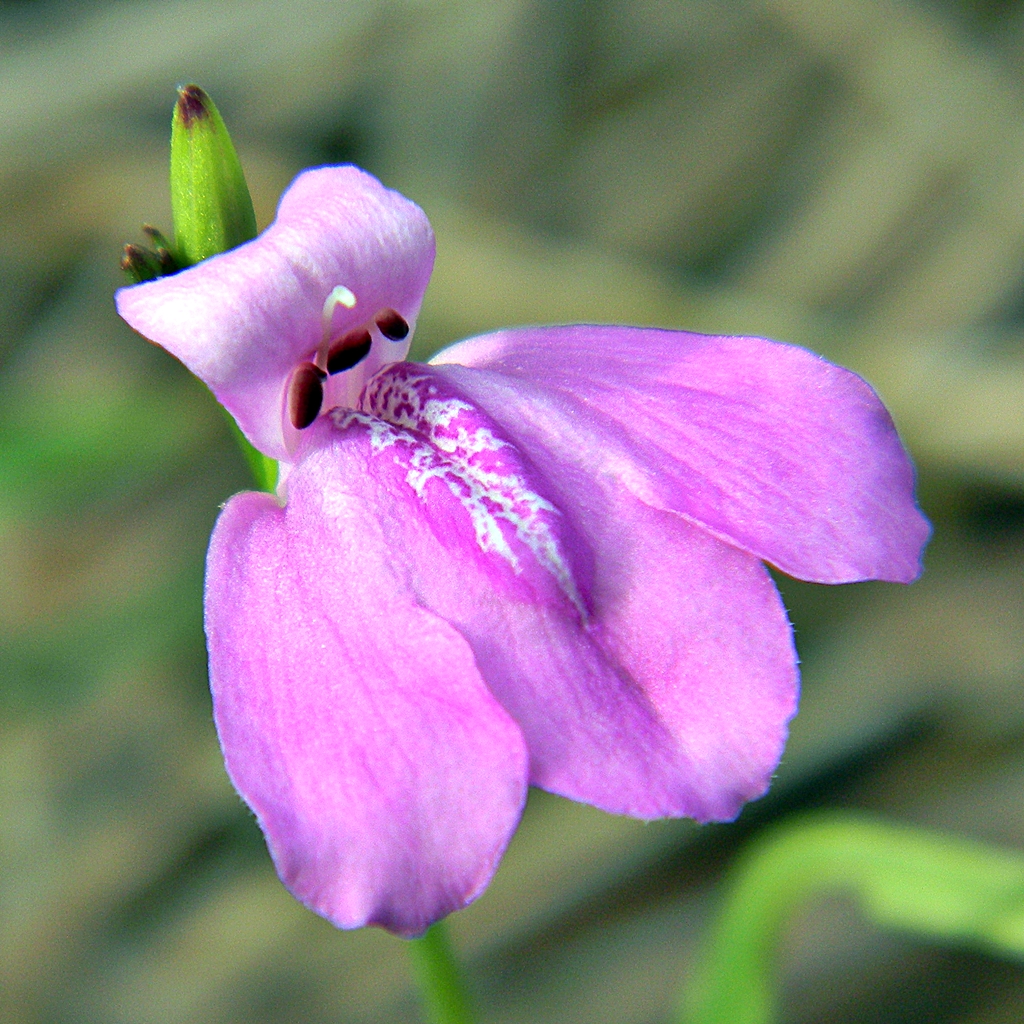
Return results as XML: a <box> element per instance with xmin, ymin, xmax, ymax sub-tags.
<box><xmin>316</xmin><ymin>285</ymin><xmax>358</xmax><ymax>369</ymax></box>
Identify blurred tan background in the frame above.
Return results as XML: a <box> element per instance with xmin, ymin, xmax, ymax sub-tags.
<box><xmin>2</xmin><ymin>0</ymin><xmax>1024</xmax><ymax>1021</ymax></box>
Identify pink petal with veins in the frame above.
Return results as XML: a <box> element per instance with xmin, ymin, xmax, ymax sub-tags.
<box><xmin>339</xmin><ymin>369</ymin><xmax>797</xmax><ymax>821</ymax></box>
<box><xmin>433</xmin><ymin>326</ymin><xmax>929</xmax><ymax>584</ymax></box>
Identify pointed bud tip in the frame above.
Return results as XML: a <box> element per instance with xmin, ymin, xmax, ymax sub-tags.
<box><xmin>142</xmin><ymin>223</ymin><xmax>171</xmax><ymax>248</ymax></box>
<box><xmin>176</xmin><ymin>84</ymin><xmax>212</xmax><ymax>128</ymax></box>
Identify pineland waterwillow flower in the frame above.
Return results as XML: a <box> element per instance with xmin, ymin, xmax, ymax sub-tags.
<box><xmin>116</xmin><ymin>165</ymin><xmax>929</xmax><ymax>936</ymax></box>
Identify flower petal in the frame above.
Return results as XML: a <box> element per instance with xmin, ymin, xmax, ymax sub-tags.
<box><xmin>349</xmin><ymin>367</ymin><xmax>798</xmax><ymax>822</ymax></box>
<box><xmin>442</xmin><ymin>494</ymin><xmax>798</xmax><ymax>822</ymax></box>
<box><xmin>432</xmin><ymin>326</ymin><xmax>929</xmax><ymax>583</ymax></box>
<box><xmin>117</xmin><ymin>166</ymin><xmax>434</xmax><ymax>461</ymax></box>
<box><xmin>205</xmin><ymin>477</ymin><xmax>528</xmax><ymax>935</ymax></box>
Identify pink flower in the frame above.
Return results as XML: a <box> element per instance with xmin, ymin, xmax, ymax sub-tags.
<box><xmin>116</xmin><ymin>166</ymin><xmax>929</xmax><ymax>936</ymax></box>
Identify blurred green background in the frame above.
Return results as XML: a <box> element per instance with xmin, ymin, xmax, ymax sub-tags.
<box><xmin>3</xmin><ymin>0</ymin><xmax>1024</xmax><ymax>1021</ymax></box>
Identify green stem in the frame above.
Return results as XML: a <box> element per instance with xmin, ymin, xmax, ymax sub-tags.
<box><xmin>407</xmin><ymin>921</ymin><xmax>477</xmax><ymax>1024</ymax></box>
<box><xmin>683</xmin><ymin>812</ymin><xmax>1024</xmax><ymax>1024</ymax></box>
<box><xmin>223</xmin><ymin>407</ymin><xmax>277</xmax><ymax>492</ymax></box>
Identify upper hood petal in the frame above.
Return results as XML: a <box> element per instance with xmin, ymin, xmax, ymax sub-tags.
<box><xmin>117</xmin><ymin>165</ymin><xmax>434</xmax><ymax>461</ymax></box>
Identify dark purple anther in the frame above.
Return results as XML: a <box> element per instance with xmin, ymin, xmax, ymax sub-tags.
<box><xmin>288</xmin><ymin>362</ymin><xmax>326</xmax><ymax>429</ymax></box>
<box><xmin>327</xmin><ymin>329</ymin><xmax>373</xmax><ymax>374</ymax></box>
<box><xmin>375</xmin><ymin>309</ymin><xmax>409</xmax><ymax>341</ymax></box>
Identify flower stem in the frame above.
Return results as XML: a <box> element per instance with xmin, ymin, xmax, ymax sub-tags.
<box><xmin>223</xmin><ymin>407</ymin><xmax>278</xmax><ymax>492</ymax></box>
<box><xmin>407</xmin><ymin>922</ymin><xmax>477</xmax><ymax>1024</ymax></box>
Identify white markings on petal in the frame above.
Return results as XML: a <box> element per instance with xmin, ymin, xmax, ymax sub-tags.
<box><xmin>331</xmin><ymin>368</ymin><xmax>585</xmax><ymax>617</ymax></box>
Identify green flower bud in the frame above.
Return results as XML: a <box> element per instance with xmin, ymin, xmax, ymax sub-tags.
<box><xmin>143</xmin><ymin>225</ymin><xmax>178</xmax><ymax>273</ymax></box>
<box><xmin>120</xmin><ymin>243</ymin><xmax>164</xmax><ymax>284</ymax></box>
<box><xmin>170</xmin><ymin>84</ymin><xmax>257</xmax><ymax>267</ymax></box>
<box><xmin>141</xmin><ymin>224</ymin><xmax>173</xmax><ymax>255</ymax></box>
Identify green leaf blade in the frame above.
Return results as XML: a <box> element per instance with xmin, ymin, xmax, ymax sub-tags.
<box><xmin>684</xmin><ymin>813</ymin><xmax>1024</xmax><ymax>1024</ymax></box>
